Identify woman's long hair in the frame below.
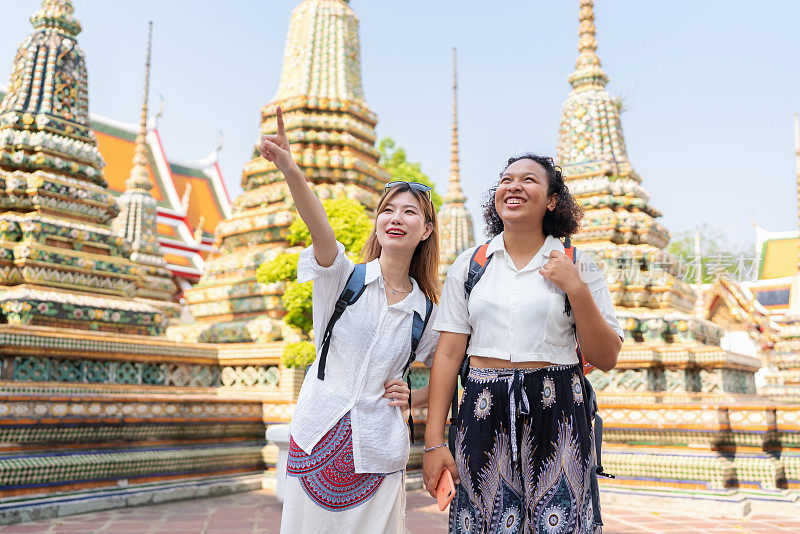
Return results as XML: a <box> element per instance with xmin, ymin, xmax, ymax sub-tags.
<box><xmin>361</xmin><ymin>184</ymin><xmax>441</xmax><ymax>304</ymax></box>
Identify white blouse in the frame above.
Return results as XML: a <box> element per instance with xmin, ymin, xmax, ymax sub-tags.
<box><xmin>290</xmin><ymin>241</ymin><xmax>439</xmax><ymax>474</ymax></box>
<box><xmin>433</xmin><ymin>233</ymin><xmax>623</xmax><ymax>365</ymax></box>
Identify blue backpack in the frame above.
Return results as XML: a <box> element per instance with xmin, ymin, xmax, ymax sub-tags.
<box><xmin>316</xmin><ymin>263</ymin><xmax>433</xmax><ymax>442</ymax></box>
<box><xmin>452</xmin><ymin>236</ymin><xmax>611</xmax><ymax>527</ymax></box>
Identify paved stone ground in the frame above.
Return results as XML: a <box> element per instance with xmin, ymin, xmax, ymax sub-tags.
<box><xmin>1</xmin><ymin>489</ymin><xmax>800</xmax><ymax>533</ymax></box>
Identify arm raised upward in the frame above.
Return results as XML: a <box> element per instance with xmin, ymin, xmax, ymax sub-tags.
<box><xmin>259</xmin><ymin>106</ymin><xmax>338</xmax><ymax>267</ymax></box>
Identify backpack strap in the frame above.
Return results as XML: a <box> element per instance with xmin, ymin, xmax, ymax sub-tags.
<box><xmin>564</xmin><ymin>236</ymin><xmax>612</xmax><ymax>528</ymax></box>
<box><xmin>448</xmin><ymin>242</ymin><xmax>492</xmax><ymax>453</ymax></box>
<box><xmin>404</xmin><ymin>296</ymin><xmax>434</xmax><ymax>444</ymax></box>
<box><xmin>316</xmin><ymin>263</ymin><xmax>368</xmax><ymax>380</ymax></box>
<box><xmin>403</xmin><ymin>296</ymin><xmax>434</xmax><ymax>379</ymax></box>
<box><xmin>463</xmin><ymin>242</ymin><xmax>492</xmax><ymax>299</ymax></box>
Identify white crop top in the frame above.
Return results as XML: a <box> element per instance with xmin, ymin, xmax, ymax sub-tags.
<box><xmin>433</xmin><ymin>233</ymin><xmax>623</xmax><ymax>364</ymax></box>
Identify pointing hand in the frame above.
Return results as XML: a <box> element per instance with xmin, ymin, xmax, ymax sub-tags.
<box><xmin>259</xmin><ymin>106</ymin><xmax>294</xmax><ymax>171</ymax></box>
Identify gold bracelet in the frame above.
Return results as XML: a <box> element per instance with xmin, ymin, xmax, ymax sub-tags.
<box><xmin>422</xmin><ymin>442</ymin><xmax>447</xmax><ymax>453</ymax></box>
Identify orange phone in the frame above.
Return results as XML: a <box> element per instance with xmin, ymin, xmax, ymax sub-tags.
<box><xmin>436</xmin><ymin>468</ymin><xmax>456</xmax><ymax>511</ymax></box>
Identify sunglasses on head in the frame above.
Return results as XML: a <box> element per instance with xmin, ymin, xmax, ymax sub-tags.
<box><xmin>384</xmin><ymin>181</ymin><xmax>432</xmax><ymax>199</ymax></box>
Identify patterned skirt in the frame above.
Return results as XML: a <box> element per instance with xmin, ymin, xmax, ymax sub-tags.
<box><xmin>449</xmin><ymin>365</ymin><xmax>601</xmax><ymax>534</ymax></box>
<box><xmin>281</xmin><ymin>412</ymin><xmax>405</xmax><ymax>534</ymax></box>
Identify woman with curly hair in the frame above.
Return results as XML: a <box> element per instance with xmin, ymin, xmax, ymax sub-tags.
<box><xmin>422</xmin><ymin>154</ymin><xmax>623</xmax><ymax>533</ymax></box>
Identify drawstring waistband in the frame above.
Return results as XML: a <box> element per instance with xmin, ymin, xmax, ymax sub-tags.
<box><xmin>506</xmin><ymin>369</ymin><xmax>530</xmax><ymax>461</ymax></box>
<box><xmin>467</xmin><ymin>365</ymin><xmax>576</xmax><ymax>462</ymax></box>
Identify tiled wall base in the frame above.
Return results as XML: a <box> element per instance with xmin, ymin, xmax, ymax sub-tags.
<box><xmin>601</xmin><ymin>447</ymin><xmax>795</xmax><ymax>491</ymax></box>
<box><xmin>598</xmin><ymin>482</ymin><xmax>800</xmax><ymax>518</ymax></box>
<box><xmin>0</xmin><ymin>473</ymin><xmax>265</xmax><ymax>526</ymax></box>
<box><xmin>0</xmin><ymin>442</ymin><xmax>266</xmax><ymax>494</ymax></box>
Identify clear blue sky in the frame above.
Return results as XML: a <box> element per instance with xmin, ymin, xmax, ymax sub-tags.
<box><xmin>2</xmin><ymin>0</ymin><xmax>798</xmax><ymax>251</ymax></box>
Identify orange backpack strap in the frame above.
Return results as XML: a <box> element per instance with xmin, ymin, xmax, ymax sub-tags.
<box><xmin>563</xmin><ymin>235</ymin><xmax>575</xmax><ymax>261</ymax></box>
<box><xmin>463</xmin><ymin>241</ymin><xmax>492</xmax><ymax>299</ymax></box>
<box><xmin>563</xmin><ymin>236</ymin><xmax>594</xmax><ymax>373</ymax></box>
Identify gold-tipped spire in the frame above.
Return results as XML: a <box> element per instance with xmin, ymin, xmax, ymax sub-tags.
<box><xmin>445</xmin><ymin>47</ymin><xmax>466</xmax><ymax>203</ymax></box>
<box><xmin>567</xmin><ymin>0</ymin><xmax>608</xmax><ymax>89</ymax></box>
<box><xmin>110</xmin><ymin>22</ymin><xmax>177</xmax><ymax>304</ymax></box>
<box><xmin>438</xmin><ymin>46</ymin><xmax>475</xmax><ymax>277</ymax></box>
<box><xmin>126</xmin><ymin>21</ymin><xmax>153</xmax><ymax>191</ymax></box>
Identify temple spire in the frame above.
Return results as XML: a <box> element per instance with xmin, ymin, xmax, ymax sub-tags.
<box><xmin>445</xmin><ymin>47</ymin><xmax>466</xmax><ymax>203</ymax></box>
<box><xmin>274</xmin><ymin>0</ymin><xmax>365</xmax><ymax>104</ymax></box>
<box><xmin>437</xmin><ymin>46</ymin><xmax>474</xmax><ymax>277</ymax></box>
<box><xmin>111</xmin><ymin>22</ymin><xmax>178</xmax><ymax>305</ymax></box>
<box><xmin>0</xmin><ymin>3</ymin><xmax>169</xmax><ymax>333</ymax></box>
<box><xmin>178</xmin><ymin>0</ymin><xmax>388</xmax><ymax>342</ymax></box>
<box><xmin>30</xmin><ymin>0</ymin><xmax>81</xmax><ymax>37</ymax></box>
<box><xmin>567</xmin><ymin>0</ymin><xmax>608</xmax><ymax>89</ymax></box>
<box><xmin>126</xmin><ymin>21</ymin><xmax>153</xmax><ymax>192</ymax></box>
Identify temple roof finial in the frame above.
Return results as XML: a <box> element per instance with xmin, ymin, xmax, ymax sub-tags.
<box><xmin>126</xmin><ymin>21</ymin><xmax>153</xmax><ymax>191</ymax></box>
<box><xmin>30</xmin><ymin>0</ymin><xmax>81</xmax><ymax>37</ymax></box>
<box><xmin>437</xmin><ymin>46</ymin><xmax>475</xmax><ymax>277</ymax></box>
<box><xmin>567</xmin><ymin>0</ymin><xmax>608</xmax><ymax>89</ymax></box>
<box><xmin>445</xmin><ymin>47</ymin><xmax>466</xmax><ymax>203</ymax></box>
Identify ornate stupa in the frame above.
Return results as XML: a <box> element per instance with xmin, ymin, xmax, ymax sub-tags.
<box><xmin>176</xmin><ymin>0</ymin><xmax>389</xmax><ymax>343</ymax></box>
<box><xmin>111</xmin><ymin>22</ymin><xmax>179</xmax><ymax>311</ymax></box>
<box><xmin>557</xmin><ymin>0</ymin><xmax>760</xmax><ymax>397</ymax></box>
<box><xmin>0</xmin><ymin>0</ymin><xmax>165</xmax><ymax>335</ymax></box>
<box><xmin>437</xmin><ymin>48</ymin><xmax>475</xmax><ymax>276</ymax></box>
<box><xmin>549</xmin><ymin>1</ymin><xmax>800</xmax><ymax>499</ymax></box>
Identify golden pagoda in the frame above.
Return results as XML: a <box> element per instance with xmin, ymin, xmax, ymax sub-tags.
<box><xmin>0</xmin><ymin>0</ymin><xmax>165</xmax><ymax>335</ymax></box>
<box><xmin>176</xmin><ymin>0</ymin><xmax>389</xmax><ymax>343</ymax></box>
<box><xmin>557</xmin><ymin>0</ymin><xmax>759</xmax><ymax>397</ymax></box>
<box><xmin>552</xmin><ymin>1</ymin><xmax>800</xmax><ymax>499</ymax></box>
<box><xmin>111</xmin><ymin>22</ymin><xmax>179</xmax><ymax>311</ymax></box>
<box><xmin>0</xmin><ymin>3</ymin><xmax>271</xmax><ymax>519</ymax></box>
<box><xmin>438</xmin><ymin>47</ymin><xmax>475</xmax><ymax>277</ymax></box>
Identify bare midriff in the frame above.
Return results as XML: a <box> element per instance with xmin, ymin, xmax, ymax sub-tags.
<box><xmin>469</xmin><ymin>356</ymin><xmax>553</xmax><ymax>369</ymax></box>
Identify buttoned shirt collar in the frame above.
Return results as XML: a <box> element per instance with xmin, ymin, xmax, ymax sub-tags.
<box><xmin>365</xmin><ymin>258</ymin><xmax>428</xmax><ymax>316</ymax></box>
<box><xmin>486</xmin><ymin>232</ymin><xmax>565</xmax><ymax>273</ymax></box>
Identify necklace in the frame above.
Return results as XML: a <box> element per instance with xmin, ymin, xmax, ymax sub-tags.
<box><xmin>384</xmin><ymin>278</ymin><xmax>412</xmax><ymax>295</ymax></box>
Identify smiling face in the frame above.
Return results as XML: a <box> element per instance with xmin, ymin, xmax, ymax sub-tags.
<box><xmin>494</xmin><ymin>158</ymin><xmax>557</xmax><ymax>231</ymax></box>
<box><xmin>374</xmin><ymin>189</ymin><xmax>432</xmax><ymax>255</ymax></box>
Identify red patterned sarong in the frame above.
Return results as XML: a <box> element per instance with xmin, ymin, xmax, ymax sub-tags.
<box><xmin>287</xmin><ymin>412</ymin><xmax>384</xmax><ymax>511</ymax></box>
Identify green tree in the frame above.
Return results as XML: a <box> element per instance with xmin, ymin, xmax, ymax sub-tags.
<box><xmin>287</xmin><ymin>197</ymin><xmax>372</xmax><ymax>253</ymax></box>
<box><xmin>666</xmin><ymin>224</ymin><xmax>754</xmax><ymax>283</ymax></box>
<box><xmin>378</xmin><ymin>137</ymin><xmax>442</xmax><ymax>211</ymax></box>
<box><xmin>256</xmin><ymin>197</ymin><xmax>372</xmax><ymax>368</ymax></box>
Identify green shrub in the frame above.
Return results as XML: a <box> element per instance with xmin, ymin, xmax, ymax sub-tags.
<box><xmin>282</xmin><ymin>281</ymin><xmax>313</xmax><ymax>333</ymax></box>
<box><xmin>256</xmin><ymin>253</ymin><xmax>299</xmax><ymax>285</ymax></box>
<box><xmin>281</xmin><ymin>340</ymin><xmax>316</xmax><ymax>369</ymax></box>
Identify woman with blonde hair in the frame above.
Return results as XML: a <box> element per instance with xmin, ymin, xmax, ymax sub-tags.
<box><xmin>260</xmin><ymin>107</ymin><xmax>441</xmax><ymax>534</ymax></box>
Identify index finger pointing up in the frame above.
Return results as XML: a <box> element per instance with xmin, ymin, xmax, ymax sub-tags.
<box><xmin>276</xmin><ymin>106</ymin><xmax>285</xmax><ymax>136</ymax></box>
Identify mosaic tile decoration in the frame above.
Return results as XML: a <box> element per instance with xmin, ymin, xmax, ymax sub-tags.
<box><xmin>0</xmin><ymin>442</ymin><xmax>265</xmax><ymax>490</ymax></box>
<box><xmin>181</xmin><ymin>0</ymin><xmax>389</xmax><ymax>342</ymax></box>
